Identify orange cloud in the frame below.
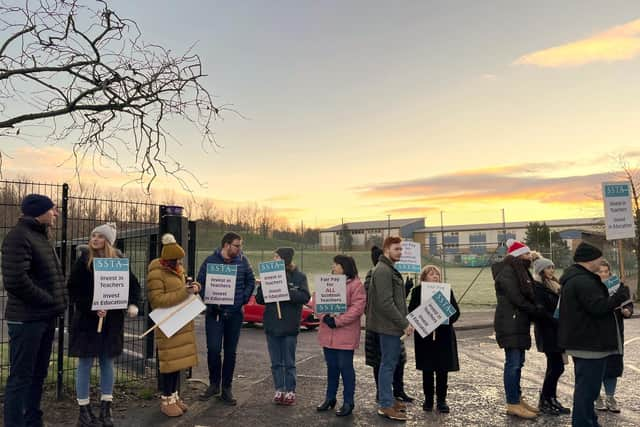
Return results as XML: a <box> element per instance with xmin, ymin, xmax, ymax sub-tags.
<box><xmin>514</xmin><ymin>18</ymin><xmax>640</xmax><ymax>67</ymax></box>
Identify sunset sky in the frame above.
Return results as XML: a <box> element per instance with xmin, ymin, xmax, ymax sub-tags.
<box><xmin>4</xmin><ymin>0</ymin><xmax>640</xmax><ymax>228</ymax></box>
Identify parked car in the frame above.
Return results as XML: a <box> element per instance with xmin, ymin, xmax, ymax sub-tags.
<box><xmin>243</xmin><ymin>292</ymin><xmax>320</xmax><ymax>330</ymax></box>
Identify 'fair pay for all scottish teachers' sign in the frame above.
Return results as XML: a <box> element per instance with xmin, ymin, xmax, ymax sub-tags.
<box><xmin>395</xmin><ymin>241</ymin><xmax>421</xmax><ymax>273</ymax></box>
<box><xmin>204</xmin><ymin>264</ymin><xmax>238</xmax><ymax>304</ymax></box>
<box><xmin>259</xmin><ymin>260</ymin><xmax>290</xmax><ymax>303</ymax></box>
<box><xmin>603</xmin><ymin>182</ymin><xmax>636</xmax><ymax>240</ymax></box>
<box><xmin>92</xmin><ymin>258</ymin><xmax>130</xmax><ymax>310</ymax></box>
<box><xmin>314</xmin><ymin>274</ymin><xmax>347</xmax><ymax>314</ymax></box>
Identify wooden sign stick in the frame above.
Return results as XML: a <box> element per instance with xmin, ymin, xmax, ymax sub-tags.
<box><xmin>139</xmin><ymin>296</ymin><xmax>195</xmax><ymax>339</ymax></box>
<box><xmin>97</xmin><ymin>314</ymin><xmax>105</xmax><ymax>333</ymax></box>
<box><xmin>276</xmin><ymin>301</ymin><xmax>282</xmax><ymax>319</ymax></box>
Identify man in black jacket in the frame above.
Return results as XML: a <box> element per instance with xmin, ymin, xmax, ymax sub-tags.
<box><xmin>559</xmin><ymin>242</ymin><xmax>630</xmax><ymax>427</ymax></box>
<box><xmin>1</xmin><ymin>194</ymin><xmax>67</xmax><ymax>427</ymax></box>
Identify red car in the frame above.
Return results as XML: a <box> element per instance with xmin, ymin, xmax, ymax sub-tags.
<box><xmin>243</xmin><ymin>293</ymin><xmax>320</xmax><ymax>330</ymax></box>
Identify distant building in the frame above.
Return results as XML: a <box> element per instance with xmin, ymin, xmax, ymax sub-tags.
<box><xmin>319</xmin><ymin>218</ymin><xmax>425</xmax><ymax>251</ymax></box>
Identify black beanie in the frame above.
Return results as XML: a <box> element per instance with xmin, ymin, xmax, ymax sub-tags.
<box><xmin>275</xmin><ymin>247</ymin><xmax>295</xmax><ymax>266</ymax></box>
<box><xmin>573</xmin><ymin>242</ymin><xmax>603</xmax><ymax>262</ymax></box>
<box><xmin>370</xmin><ymin>245</ymin><xmax>383</xmax><ymax>266</ymax></box>
<box><xmin>21</xmin><ymin>194</ymin><xmax>55</xmax><ymax>217</ymax></box>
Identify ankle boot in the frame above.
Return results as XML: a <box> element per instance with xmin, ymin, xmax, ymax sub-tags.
<box><xmin>173</xmin><ymin>392</ymin><xmax>188</xmax><ymax>412</ymax></box>
<box><xmin>160</xmin><ymin>395</ymin><xmax>183</xmax><ymax>417</ymax></box>
<box><xmin>77</xmin><ymin>404</ymin><xmax>100</xmax><ymax>427</ymax></box>
<box><xmin>538</xmin><ymin>396</ymin><xmax>560</xmax><ymax>416</ymax></box>
<box><xmin>316</xmin><ymin>398</ymin><xmax>337</xmax><ymax>411</ymax></box>
<box><xmin>99</xmin><ymin>400</ymin><xmax>114</xmax><ymax>427</ymax></box>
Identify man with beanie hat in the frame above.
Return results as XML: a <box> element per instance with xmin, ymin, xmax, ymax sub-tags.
<box><xmin>559</xmin><ymin>242</ymin><xmax>631</xmax><ymax>427</ymax></box>
<box><xmin>2</xmin><ymin>194</ymin><xmax>66</xmax><ymax>426</ymax></box>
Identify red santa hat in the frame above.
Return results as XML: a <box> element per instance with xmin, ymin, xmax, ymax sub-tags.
<box><xmin>506</xmin><ymin>239</ymin><xmax>530</xmax><ymax>258</ymax></box>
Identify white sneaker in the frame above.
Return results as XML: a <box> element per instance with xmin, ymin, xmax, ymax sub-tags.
<box><xmin>595</xmin><ymin>395</ymin><xmax>607</xmax><ymax>411</ymax></box>
<box><xmin>606</xmin><ymin>395</ymin><xmax>620</xmax><ymax>413</ymax></box>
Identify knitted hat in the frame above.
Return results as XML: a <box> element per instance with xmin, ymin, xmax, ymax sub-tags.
<box><xmin>275</xmin><ymin>247</ymin><xmax>295</xmax><ymax>266</ymax></box>
<box><xmin>506</xmin><ymin>239</ymin><xmax>531</xmax><ymax>258</ymax></box>
<box><xmin>161</xmin><ymin>233</ymin><xmax>185</xmax><ymax>260</ymax></box>
<box><xmin>370</xmin><ymin>245</ymin><xmax>383</xmax><ymax>266</ymax></box>
<box><xmin>21</xmin><ymin>194</ymin><xmax>55</xmax><ymax>217</ymax></box>
<box><xmin>92</xmin><ymin>223</ymin><xmax>117</xmax><ymax>246</ymax></box>
<box><xmin>573</xmin><ymin>242</ymin><xmax>603</xmax><ymax>263</ymax></box>
<box><xmin>533</xmin><ymin>257</ymin><xmax>554</xmax><ymax>276</ymax></box>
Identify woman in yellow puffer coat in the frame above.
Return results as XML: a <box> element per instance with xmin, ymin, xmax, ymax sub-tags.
<box><xmin>147</xmin><ymin>233</ymin><xmax>201</xmax><ymax>417</ymax></box>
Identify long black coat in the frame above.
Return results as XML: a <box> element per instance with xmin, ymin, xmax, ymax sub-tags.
<box><xmin>533</xmin><ymin>281</ymin><xmax>561</xmax><ymax>353</ymax></box>
<box><xmin>408</xmin><ymin>285</ymin><xmax>460</xmax><ymax>372</ymax></box>
<box><xmin>68</xmin><ymin>247</ymin><xmax>142</xmax><ymax>358</ymax></box>
<box><xmin>605</xmin><ymin>300</ymin><xmax>634</xmax><ymax>378</ymax></box>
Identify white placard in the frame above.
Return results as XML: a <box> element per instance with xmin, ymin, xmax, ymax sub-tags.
<box><xmin>259</xmin><ymin>260</ymin><xmax>291</xmax><ymax>303</ymax></box>
<box><xmin>204</xmin><ymin>263</ymin><xmax>237</xmax><ymax>304</ymax></box>
<box><xmin>395</xmin><ymin>241</ymin><xmax>421</xmax><ymax>273</ymax></box>
<box><xmin>407</xmin><ymin>291</ymin><xmax>457</xmax><ymax>338</ymax></box>
<box><xmin>421</xmin><ymin>282</ymin><xmax>452</xmax><ymax>325</ymax></box>
<box><xmin>149</xmin><ymin>295</ymin><xmax>206</xmax><ymax>338</ymax></box>
<box><xmin>602</xmin><ymin>182</ymin><xmax>636</xmax><ymax>240</ymax></box>
<box><xmin>92</xmin><ymin>258</ymin><xmax>130</xmax><ymax>311</ymax></box>
<box><xmin>314</xmin><ymin>274</ymin><xmax>347</xmax><ymax>314</ymax></box>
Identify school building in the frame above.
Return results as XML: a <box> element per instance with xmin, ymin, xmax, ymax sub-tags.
<box><xmin>319</xmin><ymin>218</ymin><xmax>425</xmax><ymax>250</ymax></box>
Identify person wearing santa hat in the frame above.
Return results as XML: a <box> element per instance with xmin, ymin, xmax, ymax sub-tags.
<box><xmin>491</xmin><ymin>239</ymin><xmax>545</xmax><ymax>419</ymax></box>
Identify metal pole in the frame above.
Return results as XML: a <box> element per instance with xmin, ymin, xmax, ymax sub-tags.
<box><xmin>387</xmin><ymin>214</ymin><xmax>391</xmax><ymax>236</ymax></box>
<box><xmin>57</xmin><ymin>183</ymin><xmax>69</xmax><ymax>400</ymax></box>
<box><xmin>440</xmin><ymin>211</ymin><xmax>447</xmax><ymax>282</ymax></box>
<box><xmin>549</xmin><ymin>227</ymin><xmax>553</xmax><ymax>262</ymax></box>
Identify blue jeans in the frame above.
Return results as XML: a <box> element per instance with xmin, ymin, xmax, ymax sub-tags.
<box><xmin>503</xmin><ymin>348</ymin><xmax>525</xmax><ymax>404</ymax></box>
<box><xmin>76</xmin><ymin>354</ymin><xmax>115</xmax><ymax>402</ymax></box>
<box><xmin>205</xmin><ymin>309</ymin><xmax>243</xmax><ymax>388</ymax></box>
<box><xmin>4</xmin><ymin>318</ymin><xmax>56</xmax><ymax>427</ymax></box>
<box><xmin>323</xmin><ymin>348</ymin><xmax>356</xmax><ymax>405</ymax></box>
<box><xmin>602</xmin><ymin>376</ymin><xmax>617</xmax><ymax>396</ymax></box>
<box><xmin>573</xmin><ymin>357</ymin><xmax>607</xmax><ymax>427</ymax></box>
<box><xmin>266</xmin><ymin>334</ymin><xmax>297</xmax><ymax>392</ymax></box>
<box><xmin>378</xmin><ymin>334</ymin><xmax>401</xmax><ymax>409</ymax></box>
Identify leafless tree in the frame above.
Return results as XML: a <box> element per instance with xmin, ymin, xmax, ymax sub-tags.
<box><xmin>616</xmin><ymin>156</ymin><xmax>640</xmax><ymax>299</ymax></box>
<box><xmin>1</xmin><ymin>0</ymin><xmax>223</xmax><ymax>190</ymax></box>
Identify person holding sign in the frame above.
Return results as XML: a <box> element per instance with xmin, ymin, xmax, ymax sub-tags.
<box><xmin>408</xmin><ymin>265</ymin><xmax>460</xmax><ymax>414</ymax></box>
<box><xmin>558</xmin><ymin>242</ymin><xmax>630</xmax><ymax>427</ymax></box>
<box><xmin>147</xmin><ymin>234</ymin><xmax>202</xmax><ymax>418</ymax></box>
<box><xmin>593</xmin><ymin>259</ymin><xmax>633</xmax><ymax>414</ymax></box>
<box><xmin>197</xmin><ymin>232</ymin><xmax>255</xmax><ymax>405</ymax></box>
<box><xmin>255</xmin><ymin>247</ymin><xmax>310</xmax><ymax>407</ymax></box>
<box><xmin>67</xmin><ymin>223</ymin><xmax>141</xmax><ymax>427</ymax></box>
<box><xmin>366</xmin><ymin>237</ymin><xmax>413</xmax><ymax>422</ymax></box>
<box><xmin>314</xmin><ymin>255</ymin><xmax>366</xmax><ymax>417</ymax></box>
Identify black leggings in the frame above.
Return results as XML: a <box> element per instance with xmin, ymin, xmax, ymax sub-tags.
<box><xmin>541</xmin><ymin>352</ymin><xmax>564</xmax><ymax>399</ymax></box>
<box><xmin>423</xmin><ymin>370</ymin><xmax>448</xmax><ymax>403</ymax></box>
<box><xmin>161</xmin><ymin>371</ymin><xmax>180</xmax><ymax>396</ymax></box>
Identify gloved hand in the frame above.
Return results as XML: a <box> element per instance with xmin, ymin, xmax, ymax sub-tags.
<box><xmin>323</xmin><ymin>315</ymin><xmax>337</xmax><ymax>329</ymax></box>
<box><xmin>127</xmin><ymin>304</ymin><xmax>139</xmax><ymax>318</ymax></box>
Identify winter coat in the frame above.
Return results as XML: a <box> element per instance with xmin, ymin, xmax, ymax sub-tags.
<box><xmin>605</xmin><ymin>300</ymin><xmax>634</xmax><ymax>378</ymax></box>
<box><xmin>197</xmin><ymin>249</ymin><xmax>255</xmax><ymax>314</ymax></box>
<box><xmin>533</xmin><ymin>281</ymin><xmax>562</xmax><ymax>354</ymax></box>
<box><xmin>365</xmin><ymin>256</ymin><xmax>409</xmax><ymax>336</ymax></box>
<box><xmin>315</xmin><ymin>277</ymin><xmax>366</xmax><ymax>350</ymax></box>
<box><xmin>558</xmin><ymin>264</ymin><xmax>630</xmax><ymax>353</ymax></box>
<box><xmin>492</xmin><ymin>261</ymin><xmax>541</xmax><ymax>350</ymax></box>
<box><xmin>1</xmin><ymin>217</ymin><xmax>67</xmax><ymax>321</ymax></box>
<box><xmin>67</xmin><ymin>246</ymin><xmax>142</xmax><ymax>358</ymax></box>
<box><xmin>255</xmin><ymin>267</ymin><xmax>310</xmax><ymax>337</ymax></box>
<box><xmin>408</xmin><ymin>285</ymin><xmax>460</xmax><ymax>372</ymax></box>
<box><xmin>147</xmin><ymin>258</ymin><xmax>198</xmax><ymax>373</ymax></box>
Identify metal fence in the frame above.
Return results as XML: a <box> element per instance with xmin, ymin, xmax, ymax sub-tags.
<box><xmin>0</xmin><ymin>180</ymin><xmax>163</xmax><ymax>397</ymax></box>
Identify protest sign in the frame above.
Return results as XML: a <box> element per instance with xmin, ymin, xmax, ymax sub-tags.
<box><xmin>259</xmin><ymin>260</ymin><xmax>290</xmax><ymax>303</ymax></box>
<box><xmin>92</xmin><ymin>258</ymin><xmax>130</xmax><ymax>311</ymax></box>
<box><xmin>146</xmin><ymin>295</ymin><xmax>206</xmax><ymax>338</ymax></box>
<box><xmin>204</xmin><ymin>263</ymin><xmax>238</xmax><ymax>304</ymax></box>
<box><xmin>604</xmin><ymin>275</ymin><xmax>621</xmax><ymax>296</ymax></box>
<box><xmin>314</xmin><ymin>274</ymin><xmax>347</xmax><ymax>314</ymax></box>
<box><xmin>407</xmin><ymin>290</ymin><xmax>457</xmax><ymax>338</ymax></box>
<box><xmin>395</xmin><ymin>241</ymin><xmax>421</xmax><ymax>273</ymax></box>
<box><xmin>421</xmin><ymin>281</ymin><xmax>452</xmax><ymax>324</ymax></box>
<box><xmin>602</xmin><ymin>182</ymin><xmax>636</xmax><ymax>240</ymax></box>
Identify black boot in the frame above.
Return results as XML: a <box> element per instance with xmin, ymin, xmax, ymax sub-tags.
<box><xmin>436</xmin><ymin>400</ymin><xmax>450</xmax><ymax>413</ymax></box>
<box><xmin>99</xmin><ymin>400</ymin><xmax>114</xmax><ymax>427</ymax></box>
<box><xmin>77</xmin><ymin>404</ymin><xmax>100</xmax><ymax>427</ymax></box>
<box><xmin>219</xmin><ymin>386</ymin><xmax>237</xmax><ymax>406</ymax></box>
<box><xmin>550</xmin><ymin>397</ymin><xmax>571</xmax><ymax>415</ymax></box>
<box><xmin>199</xmin><ymin>383</ymin><xmax>220</xmax><ymax>401</ymax></box>
<box><xmin>539</xmin><ymin>396</ymin><xmax>560</xmax><ymax>416</ymax></box>
<box><xmin>435</xmin><ymin>371</ymin><xmax>449</xmax><ymax>413</ymax></box>
<box><xmin>393</xmin><ymin>362</ymin><xmax>414</xmax><ymax>403</ymax></box>
<box><xmin>336</xmin><ymin>402</ymin><xmax>354</xmax><ymax>417</ymax></box>
<box><xmin>316</xmin><ymin>398</ymin><xmax>337</xmax><ymax>411</ymax></box>
<box><xmin>422</xmin><ymin>371</ymin><xmax>434</xmax><ymax>412</ymax></box>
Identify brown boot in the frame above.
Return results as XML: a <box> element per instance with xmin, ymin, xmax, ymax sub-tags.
<box><xmin>160</xmin><ymin>395</ymin><xmax>183</xmax><ymax>417</ymax></box>
<box><xmin>506</xmin><ymin>403</ymin><xmax>537</xmax><ymax>419</ymax></box>
<box><xmin>520</xmin><ymin>397</ymin><xmax>541</xmax><ymax>414</ymax></box>
<box><xmin>378</xmin><ymin>406</ymin><xmax>408</xmax><ymax>421</ymax></box>
<box><xmin>393</xmin><ymin>400</ymin><xmax>408</xmax><ymax>413</ymax></box>
<box><xmin>173</xmin><ymin>392</ymin><xmax>188</xmax><ymax>412</ymax></box>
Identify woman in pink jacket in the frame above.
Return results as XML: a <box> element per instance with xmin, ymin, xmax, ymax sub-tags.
<box><xmin>315</xmin><ymin>255</ymin><xmax>367</xmax><ymax>417</ymax></box>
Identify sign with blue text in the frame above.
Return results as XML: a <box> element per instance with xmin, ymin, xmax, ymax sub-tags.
<box><xmin>604</xmin><ymin>275</ymin><xmax>621</xmax><ymax>296</ymax></box>
<box><xmin>602</xmin><ymin>182</ymin><xmax>636</xmax><ymax>240</ymax></box>
<box><xmin>421</xmin><ymin>282</ymin><xmax>452</xmax><ymax>325</ymax></box>
<box><xmin>259</xmin><ymin>260</ymin><xmax>290</xmax><ymax>303</ymax></box>
<box><xmin>407</xmin><ymin>290</ymin><xmax>457</xmax><ymax>338</ymax></box>
<box><xmin>314</xmin><ymin>274</ymin><xmax>347</xmax><ymax>314</ymax></box>
<box><xmin>396</xmin><ymin>241</ymin><xmax>421</xmax><ymax>273</ymax></box>
<box><xmin>204</xmin><ymin>263</ymin><xmax>238</xmax><ymax>304</ymax></box>
<box><xmin>92</xmin><ymin>258</ymin><xmax>130</xmax><ymax>310</ymax></box>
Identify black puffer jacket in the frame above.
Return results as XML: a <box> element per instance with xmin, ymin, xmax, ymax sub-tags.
<box><xmin>1</xmin><ymin>217</ymin><xmax>66</xmax><ymax>321</ymax></box>
<box><xmin>256</xmin><ymin>267</ymin><xmax>310</xmax><ymax>336</ymax></box>
<box><xmin>533</xmin><ymin>281</ymin><xmax>561</xmax><ymax>353</ymax></box>
<box><xmin>67</xmin><ymin>246</ymin><xmax>142</xmax><ymax>358</ymax></box>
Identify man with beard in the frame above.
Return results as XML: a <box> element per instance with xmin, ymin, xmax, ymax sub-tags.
<box><xmin>492</xmin><ymin>240</ymin><xmax>544</xmax><ymax>419</ymax></box>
